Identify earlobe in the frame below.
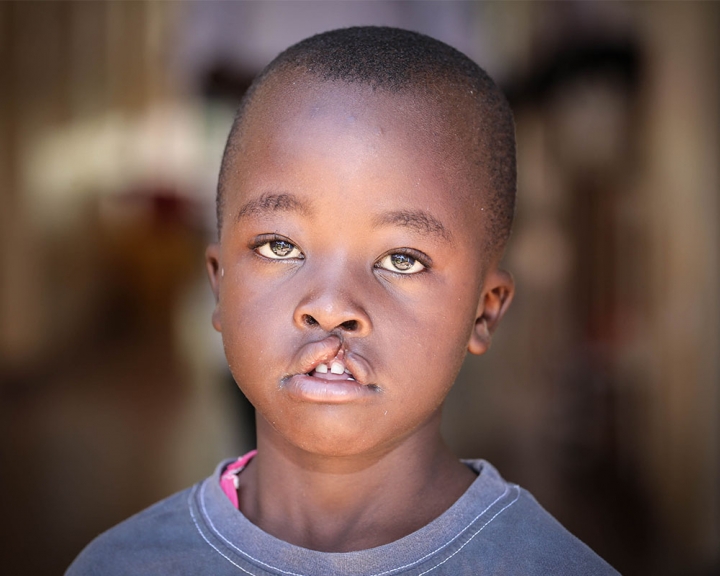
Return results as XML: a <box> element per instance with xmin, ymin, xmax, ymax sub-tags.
<box><xmin>468</xmin><ymin>317</ymin><xmax>491</xmax><ymax>356</ymax></box>
<box><xmin>468</xmin><ymin>269</ymin><xmax>515</xmax><ymax>356</ymax></box>
<box><xmin>205</xmin><ymin>243</ymin><xmax>223</xmax><ymax>332</ymax></box>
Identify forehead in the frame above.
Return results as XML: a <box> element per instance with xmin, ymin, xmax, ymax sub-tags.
<box><xmin>245</xmin><ymin>72</ymin><xmax>476</xmax><ymax>160</ymax></box>
<box><xmin>226</xmin><ymin>72</ymin><xmax>489</xmax><ymax>240</ymax></box>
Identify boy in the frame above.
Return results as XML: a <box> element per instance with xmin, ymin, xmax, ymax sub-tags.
<box><xmin>68</xmin><ymin>27</ymin><xmax>618</xmax><ymax>575</ymax></box>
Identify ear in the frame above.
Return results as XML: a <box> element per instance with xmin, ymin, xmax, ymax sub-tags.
<box><xmin>467</xmin><ymin>269</ymin><xmax>514</xmax><ymax>356</ymax></box>
<box><xmin>205</xmin><ymin>243</ymin><xmax>223</xmax><ymax>332</ymax></box>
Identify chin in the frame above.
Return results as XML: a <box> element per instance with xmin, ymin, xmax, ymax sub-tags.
<box><xmin>268</xmin><ymin>407</ymin><xmax>398</xmax><ymax>459</ymax></box>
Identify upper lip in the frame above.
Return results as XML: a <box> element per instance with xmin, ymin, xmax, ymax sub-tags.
<box><xmin>286</xmin><ymin>335</ymin><xmax>373</xmax><ymax>387</ymax></box>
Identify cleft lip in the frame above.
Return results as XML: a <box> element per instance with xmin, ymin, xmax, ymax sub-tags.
<box><xmin>286</xmin><ymin>335</ymin><xmax>375</xmax><ymax>388</ymax></box>
<box><xmin>292</xmin><ymin>335</ymin><xmax>342</xmax><ymax>374</ymax></box>
<box><xmin>341</xmin><ymin>351</ymin><xmax>372</xmax><ymax>387</ymax></box>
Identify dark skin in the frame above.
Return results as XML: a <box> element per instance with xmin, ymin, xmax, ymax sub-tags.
<box><xmin>206</xmin><ymin>72</ymin><xmax>514</xmax><ymax>552</ymax></box>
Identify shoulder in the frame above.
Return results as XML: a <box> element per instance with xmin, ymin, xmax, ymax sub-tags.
<box><xmin>483</xmin><ymin>488</ymin><xmax>618</xmax><ymax>575</ymax></box>
<box><xmin>65</xmin><ymin>483</ymin><xmax>223</xmax><ymax>576</ymax></box>
<box><xmin>452</xmin><ymin>460</ymin><xmax>620</xmax><ymax>576</ymax></box>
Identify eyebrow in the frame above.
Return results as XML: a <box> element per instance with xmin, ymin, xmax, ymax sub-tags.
<box><xmin>236</xmin><ymin>194</ymin><xmax>451</xmax><ymax>242</ymax></box>
<box><xmin>373</xmin><ymin>210</ymin><xmax>452</xmax><ymax>242</ymax></box>
<box><xmin>235</xmin><ymin>192</ymin><xmax>310</xmax><ymax>222</ymax></box>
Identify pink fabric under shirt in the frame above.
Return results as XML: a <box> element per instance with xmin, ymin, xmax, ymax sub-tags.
<box><xmin>219</xmin><ymin>450</ymin><xmax>257</xmax><ymax>509</ymax></box>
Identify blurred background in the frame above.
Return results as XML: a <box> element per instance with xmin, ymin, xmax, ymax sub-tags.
<box><xmin>1</xmin><ymin>1</ymin><xmax>718</xmax><ymax>574</ymax></box>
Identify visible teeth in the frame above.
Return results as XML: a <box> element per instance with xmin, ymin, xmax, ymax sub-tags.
<box><xmin>330</xmin><ymin>361</ymin><xmax>345</xmax><ymax>375</ymax></box>
<box><xmin>315</xmin><ymin>363</ymin><xmax>328</xmax><ymax>374</ymax></box>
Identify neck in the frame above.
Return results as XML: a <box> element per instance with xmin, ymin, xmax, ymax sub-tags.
<box><xmin>235</xmin><ymin>414</ymin><xmax>476</xmax><ymax>552</ymax></box>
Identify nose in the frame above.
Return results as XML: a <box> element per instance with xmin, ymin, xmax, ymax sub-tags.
<box><xmin>292</xmin><ymin>274</ymin><xmax>372</xmax><ymax>337</ymax></box>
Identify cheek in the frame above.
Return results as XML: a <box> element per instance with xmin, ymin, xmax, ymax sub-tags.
<box><xmin>407</xmin><ymin>281</ymin><xmax>477</xmax><ymax>350</ymax></box>
<box><xmin>377</xmin><ymin>290</ymin><xmax>475</xmax><ymax>390</ymax></box>
<box><xmin>217</xmin><ymin>275</ymin><xmax>292</xmax><ymax>372</ymax></box>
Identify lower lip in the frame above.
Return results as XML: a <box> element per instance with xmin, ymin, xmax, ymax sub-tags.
<box><xmin>282</xmin><ymin>374</ymin><xmax>379</xmax><ymax>404</ymax></box>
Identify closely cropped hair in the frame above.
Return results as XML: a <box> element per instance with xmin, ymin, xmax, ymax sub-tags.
<box><xmin>217</xmin><ymin>26</ymin><xmax>516</xmax><ymax>252</ymax></box>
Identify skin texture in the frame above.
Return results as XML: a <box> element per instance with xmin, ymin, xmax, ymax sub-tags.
<box><xmin>206</xmin><ymin>73</ymin><xmax>514</xmax><ymax>552</ymax></box>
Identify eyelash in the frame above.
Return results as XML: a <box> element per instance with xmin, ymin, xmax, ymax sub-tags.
<box><xmin>250</xmin><ymin>235</ymin><xmax>431</xmax><ymax>274</ymax></box>
<box><xmin>374</xmin><ymin>248</ymin><xmax>430</xmax><ymax>275</ymax></box>
<box><xmin>251</xmin><ymin>234</ymin><xmax>305</xmax><ymax>260</ymax></box>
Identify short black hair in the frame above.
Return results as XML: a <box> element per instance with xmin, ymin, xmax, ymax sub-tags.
<box><xmin>217</xmin><ymin>26</ymin><xmax>516</xmax><ymax>252</ymax></box>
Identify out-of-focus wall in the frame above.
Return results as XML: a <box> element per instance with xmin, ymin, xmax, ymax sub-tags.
<box><xmin>638</xmin><ymin>3</ymin><xmax>719</xmax><ymax>567</ymax></box>
<box><xmin>1</xmin><ymin>1</ymin><xmax>180</xmax><ymax>367</ymax></box>
<box><xmin>1</xmin><ymin>2</ymin><xmax>718</xmax><ymax>575</ymax></box>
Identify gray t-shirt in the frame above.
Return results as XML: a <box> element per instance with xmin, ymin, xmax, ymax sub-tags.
<box><xmin>67</xmin><ymin>459</ymin><xmax>619</xmax><ymax>575</ymax></box>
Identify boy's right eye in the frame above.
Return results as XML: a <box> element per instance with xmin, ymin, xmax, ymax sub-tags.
<box><xmin>255</xmin><ymin>239</ymin><xmax>304</xmax><ymax>260</ymax></box>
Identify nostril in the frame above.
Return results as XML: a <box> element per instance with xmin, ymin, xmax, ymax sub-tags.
<box><xmin>298</xmin><ymin>314</ymin><xmax>362</xmax><ymax>332</ymax></box>
<box><xmin>340</xmin><ymin>320</ymin><xmax>358</xmax><ymax>331</ymax></box>
<box><xmin>303</xmin><ymin>314</ymin><xmax>319</xmax><ymax>327</ymax></box>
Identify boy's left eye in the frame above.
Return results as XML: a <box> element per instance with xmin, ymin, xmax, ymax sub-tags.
<box><xmin>376</xmin><ymin>253</ymin><xmax>426</xmax><ymax>274</ymax></box>
<box><xmin>256</xmin><ymin>240</ymin><xmax>304</xmax><ymax>260</ymax></box>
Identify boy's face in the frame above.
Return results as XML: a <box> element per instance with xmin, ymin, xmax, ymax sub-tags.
<box><xmin>207</xmin><ymin>75</ymin><xmax>513</xmax><ymax>457</ymax></box>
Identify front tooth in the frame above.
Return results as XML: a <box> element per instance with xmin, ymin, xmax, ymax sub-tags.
<box><xmin>315</xmin><ymin>363</ymin><xmax>328</xmax><ymax>374</ymax></box>
<box><xmin>330</xmin><ymin>361</ymin><xmax>344</xmax><ymax>375</ymax></box>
